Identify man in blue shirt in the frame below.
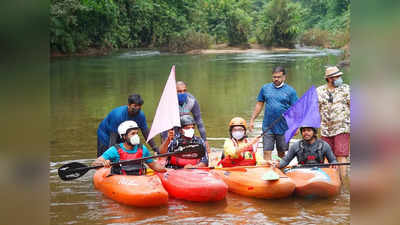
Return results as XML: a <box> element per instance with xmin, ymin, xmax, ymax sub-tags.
<box><xmin>97</xmin><ymin>94</ymin><xmax>159</xmax><ymax>157</ymax></box>
<box><xmin>93</xmin><ymin>120</ymin><xmax>165</xmax><ymax>174</ymax></box>
<box><xmin>249</xmin><ymin>66</ymin><xmax>298</xmax><ymax>161</ymax></box>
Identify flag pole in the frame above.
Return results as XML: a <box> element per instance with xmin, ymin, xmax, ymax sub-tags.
<box><xmin>256</xmin><ymin>115</ymin><xmax>284</xmax><ymax>139</ymax></box>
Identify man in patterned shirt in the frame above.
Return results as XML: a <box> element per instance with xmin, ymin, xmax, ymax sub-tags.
<box><xmin>317</xmin><ymin>66</ymin><xmax>350</xmax><ymax>178</ymax></box>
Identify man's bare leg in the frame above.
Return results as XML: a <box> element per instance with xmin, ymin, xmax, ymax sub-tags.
<box><xmin>337</xmin><ymin>156</ymin><xmax>348</xmax><ymax>178</ymax></box>
<box><xmin>263</xmin><ymin>151</ymin><xmax>272</xmax><ymax>161</ymax></box>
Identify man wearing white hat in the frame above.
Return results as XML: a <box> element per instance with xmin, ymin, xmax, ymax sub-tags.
<box><xmin>316</xmin><ymin>66</ymin><xmax>350</xmax><ymax>178</ymax></box>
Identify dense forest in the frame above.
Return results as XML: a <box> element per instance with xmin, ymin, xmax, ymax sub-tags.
<box><xmin>50</xmin><ymin>0</ymin><xmax>350</xmax><ymax>54</ymax></box>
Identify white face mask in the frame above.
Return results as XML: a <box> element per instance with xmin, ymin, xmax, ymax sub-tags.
<box><xmin>129</xmin><ymin>134</ymin><xmax>140</xmax><ymax>145</ymax></box>
<box><xmin>182</xmin><ymin>128</ymin><xmax>195</xmax><ymax>138</ymax></box>
<box><xmin>232</xmin><ymin>131</ymin><xmax>245</xmax><ymax>140</ymax></box>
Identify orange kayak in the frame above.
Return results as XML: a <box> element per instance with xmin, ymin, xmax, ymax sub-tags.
<box><xmin>211</xmin><ymin>166</ymin><xmax>296</xmax><ymax>199</ymax></box>
<box><xmin>157</xmin><ymin>169</ymin><xmax>228</xmax><ymax>202</ymax></box>
<box><xmin>93</xmin><ymin>167</ymin><xmax>168</xmax><ymax>207</ymax></box>
<box><xmin>285</xmin><ymin>167</ymin><xmax>341</xmax><ymax>198</ymax></box>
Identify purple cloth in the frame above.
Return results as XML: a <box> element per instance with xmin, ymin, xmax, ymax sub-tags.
<box><xmin>283</xmin><ymin>85</ymin><xmax>321</xmax><ymax>143</ymax></box>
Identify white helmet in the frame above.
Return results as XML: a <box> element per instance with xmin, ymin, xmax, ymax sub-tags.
<box><xmin>118</xmin><ymin>121</ymin><xmax>139</xmax><ymax>138</ymax></box>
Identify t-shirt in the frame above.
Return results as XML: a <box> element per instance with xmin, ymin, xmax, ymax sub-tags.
<box><xmin>257</xmin><ymin>83</ymin><xmax>298</xmax><ymax>134</ymax></box>
<box><xmin>97</xmin><ymin>105</ymin><xmax>148</xmax><ymax>145</ymax></box>
<box><xmin>102</xmin><ymin>143</ymin><xmax>154</xmax><ymax>164</ymax></box>
<box><xmin>161</xmin><ymin>93</ymin><xmax>207</xmax><ymax>142</ymax></box>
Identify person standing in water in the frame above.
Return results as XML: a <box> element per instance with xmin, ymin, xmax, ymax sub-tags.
<box><xmin>249</xmin><ymin>66</ymin><xmax>298</xmax><ymax>161</ymax></box>
<box><xmin>161</xmin><ymin>81</ymin><xmax>210</xmax><ymax>153</ymax></box>
<box><xmin>316</xmin><ymin>66</ymin><xmax>350</xmax><ymax>178</ymax></box>
<box><xmin>97</xmin><ymin>94</ymin><xmax>159</xmax><ymax>157</ymax></box>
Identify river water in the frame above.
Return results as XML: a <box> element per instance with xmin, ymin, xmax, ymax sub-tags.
<box><xmin>50</xmin><ymin>48</ymin><xmax>350</xmax><ymax>225</ymax></box>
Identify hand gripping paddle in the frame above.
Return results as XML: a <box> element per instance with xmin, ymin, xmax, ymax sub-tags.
<box><xmin>58</xmin><ymin>144</ymin><xmax>204</xmax><ymax>181</ymax></box>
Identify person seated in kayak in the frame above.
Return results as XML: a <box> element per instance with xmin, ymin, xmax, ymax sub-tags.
<box><xmin>160</xmin><ymin>115</ymin><xmax>208</xmax><ymax>169</ymax></box>
<box><xmin>218</xmin><ymin>117</ymin><xmax>262</xmax><ymax>167</ymax></box>
<box><xmin>268</xmin><ymin>126</ymin><xmax>337</xmax><ymax>169</ymax></box>
<box><xmin>92</xmin><ymin>120</ymin><xmax>166</xmax><ymax>175</ymax></box>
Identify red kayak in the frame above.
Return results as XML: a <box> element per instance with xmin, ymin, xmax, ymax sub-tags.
<box><xmin>157</xmin><ymin>169</ymin><xmax>228</xmax><ymax>202</ymax></box>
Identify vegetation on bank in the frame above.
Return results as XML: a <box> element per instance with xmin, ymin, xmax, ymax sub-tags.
<box><xmin>50</xmin><ymin>0</ymin><xmax>350</xmax><ymax>55</ymax></box>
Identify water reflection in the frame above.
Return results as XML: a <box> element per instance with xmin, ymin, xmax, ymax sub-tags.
<box><xmin>118</xmin><ymin>50</ymin><xmax>161</xmax><ymax>58</ymax></box>
<box><xmin>213</xmin><ymin>49</ymin><xmax>343</xmax><ymax>64</ymax></box>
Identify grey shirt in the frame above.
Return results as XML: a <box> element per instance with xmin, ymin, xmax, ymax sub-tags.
<box><xmin>278</xmin><ymin>139</ymin><xmax>337</xmax><ymax>168</ymax></box>
<box><xmin>162</xmin><ymin>92</ymin><xmax>207</xmax><ymax>141</ymax></box>
<box><xmin>179</xmin><ymin>93</ymin><xmax>207</xmax><ymax>140</ymax></box>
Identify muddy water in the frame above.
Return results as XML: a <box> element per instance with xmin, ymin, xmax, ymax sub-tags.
<box><xmin>50</xmin><ymin>48</ymin><xmax>350</xmax><ymax>224</ymax></box>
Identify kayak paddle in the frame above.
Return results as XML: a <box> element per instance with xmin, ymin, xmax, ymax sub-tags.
<box><xmin>194</xmin><ymin>165</ymin><xmax>273</xmax><ymax>171</ymax></box>
<box><xmin>288</xmin><ymin>162</ymin><xmax>351</xmax><ymax>169</ymax></box>
<box><xmin>193</xmin><ymin>167</ymin><xmax>247</xmax><ymax>172</ymax></box>
<box><xmin>270</xmin><ymin>154</ymin><xmax>350</xmax><ymax>168</ymax></box>
<box><xmin>58</xmin><ymin>144</ymin><xmax>204</xmax><ymax>181</ymax></box>
<box><xmin>254</xmin><ymin>115</ymin><xmax>284</xmax><ymax>139</ymax></box>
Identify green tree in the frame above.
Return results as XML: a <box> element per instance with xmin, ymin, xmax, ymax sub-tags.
<box><xmin>317</xmin><ymin>0</ymin><xmax>350</xmax><ymax>31</ymax></box>
<box><xmin>299</xmin><ymin>0</ymin><xmax>329</xmax><ymax>29</ymax></box>
<box><xmin>50</xmin><ymin>0</ymin><xmax>120</xmax><ymax>53</ymax></box>
<box><xmin>78</xmin><ymin>0</ymin><xmax>119</xmax><ymax>48</ymax></box>
<box><xmin>298</xmin><ymin>0</ymin><xmax>350</xmax><ymax>48</ymax></box>
<box><xmin>50</xmin><ymin>0</ymin><xmax>350</xmax><ymax>54</ymax></box>
<box><xmin>203</xmin><ymin>0</ymin><xmax>252</xmax><ymax>46</ymax></box>
<box><xmin>50</xmin><ymin>0</ymin><xmax>87</xmax><ymax>53</ymax></box>
<box><xmin>256</xmin><ymin>0</ymin><xmax>306</xmax><ymax>47</ymax></box>
<box><xmin>226</xmin><ymin>7</ymin><xmax>253</xmax><ymax>45</ymax></box>
<box><xmin>298</xmin><ymin>0</ymin><xmax>350</xmax><ymax>32</ymax></box>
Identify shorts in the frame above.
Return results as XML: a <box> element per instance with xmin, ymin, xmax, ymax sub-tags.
<box><xmin>263</xmin><ymin>134</ymin><xmax>288</xmax><ymax>152</ymax></box>
<box><xmin>321</xmin><ymin>133</ymin><xmax>350</xmax><ymax>157</ymax></box>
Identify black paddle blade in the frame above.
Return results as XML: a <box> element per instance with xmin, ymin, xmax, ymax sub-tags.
<box><xmin>58</xmin><ymin>162</ymin><xmax>91</xmax><ymax>181</ymax></box>
<box><xmin>174</xmin><ymin>143</ymin><xmax>205</xmax><ymax>159</ymax></box>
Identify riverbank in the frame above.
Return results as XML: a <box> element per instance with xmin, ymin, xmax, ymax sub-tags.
<box><xmin>186</xmin><ymin>44</ymin><xmax>292</xmax><ymax>54</ymax></box>
<box><xmin>50</xmin><ymin>47</ymin><xmax>112</xmax><ymax>58</ymax></box>
<box><xmin>50</xmin><ymin>43</ymin><xmax>350</xmax><ymax>67</ymax></box>
<box><xmin>50</xmin><ymin>44</ymin><xmax>293</xmax><ymax>58</ymax></box>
